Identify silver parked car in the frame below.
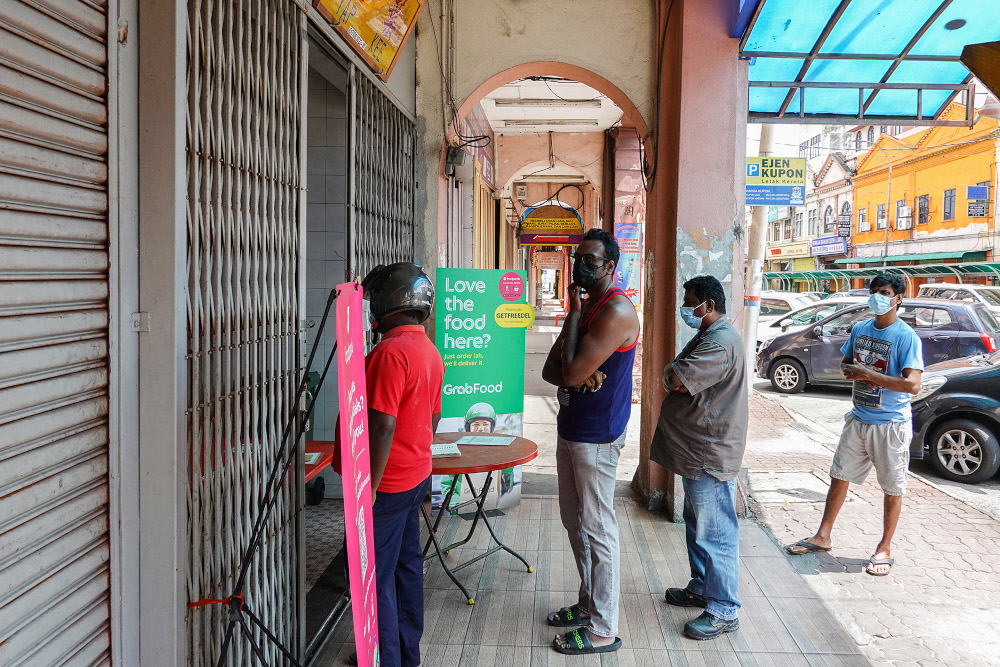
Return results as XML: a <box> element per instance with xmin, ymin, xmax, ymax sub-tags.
<box><xmin>917</xmin><ymin>283</ymin><xmax>1000</xmax><ymax>317</ymax></box>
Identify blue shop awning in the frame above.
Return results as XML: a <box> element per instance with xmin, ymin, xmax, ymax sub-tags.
<box><xmin>737</xmin><ymin>0</ymin><xmax>1000</xmax><ymax>125</ymax></box>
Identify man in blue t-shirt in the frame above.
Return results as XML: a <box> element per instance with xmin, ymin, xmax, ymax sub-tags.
<box><xmin>785</xmin><ymin>274</ymin><xmax>923</xmax><ymax>577</ymax></box>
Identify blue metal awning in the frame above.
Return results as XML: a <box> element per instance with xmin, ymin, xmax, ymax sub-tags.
<box><xmin>737</xmin><ymin>0</ymin><xmax>1000</xmax><ymax>125</ymax></box>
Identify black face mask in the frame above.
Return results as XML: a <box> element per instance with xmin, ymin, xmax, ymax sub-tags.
<box><xmin>573</xmin><ymin>259</ymin><xmax>605</xmax><ymax>290</ymax></box>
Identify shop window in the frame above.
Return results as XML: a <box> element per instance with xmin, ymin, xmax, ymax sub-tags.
<box><xmin>917</xmin><ymin>194</ymin><xmax>929</xmax><ymax>224</ymax></box>
<box><xmin>876</xmin><ymin>204</ymin><xmax>886</xmax><ymax>230</ymax></box>
<box><xmin>858</xmin><ymin>208</ymin><xmax>869</xmax><ymax>232</ymax></box>
<box><xmin>943</xmin><ymin>188</ymin><xmax>955</xmax><ymax>221</ymax></box>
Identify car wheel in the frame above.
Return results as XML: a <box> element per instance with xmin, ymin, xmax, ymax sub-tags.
<box><xmin>929</xmin><ymin>419</ymin><xmax>1000</xmax><ymax>484</ymax></box>
<box><xmin>769</xmin><ymin>358</ymin><xmax>806</xmax><ymax>394</ymax></box>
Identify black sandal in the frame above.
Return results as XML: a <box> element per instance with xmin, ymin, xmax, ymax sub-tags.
<box><xmin>546</xmin><ymin>604</ymin><xmax>588</xmax><ymax>627</ymax></box>
<box><xmin>552</xmin><ymin>628</ymin><xmax>622</xmax><ymax>655</ymax></box>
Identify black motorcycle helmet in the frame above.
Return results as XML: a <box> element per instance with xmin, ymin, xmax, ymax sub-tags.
<box><xmin>360</xmin><ymin>263</ymin><xmax>435</xmax><ymax>326</ymax></box>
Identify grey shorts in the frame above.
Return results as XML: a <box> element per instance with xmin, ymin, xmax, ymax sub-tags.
<box><xmin>830</xmin><ymin>414</ymin><xmax>912</xmax><ymax>496</ymax></box>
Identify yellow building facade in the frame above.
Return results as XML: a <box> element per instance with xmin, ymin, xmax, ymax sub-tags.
<box><xmin>851</xmin><ymin>104</ymin><xmax>999</xmax><ymax>284</ymax></box>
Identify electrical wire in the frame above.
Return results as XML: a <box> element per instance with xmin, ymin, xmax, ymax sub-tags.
<box><xmin>536</xmin><ymin>77</ymin><xmax>606</xmax><ymax>103</ymax></box>
<box><xmin>427</xmin><ymin>0</ymin><xmax>492</xmax><ymax>150</ymax></box>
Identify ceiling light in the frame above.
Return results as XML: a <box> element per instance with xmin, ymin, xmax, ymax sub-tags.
<box><xmin>503</xmin><ymin>119</ymin><xmax>600</xmax><ymax>126</ymax></box>
<box><xmin>493</xmin><ymin>98</ymin><xmax>602</xmax><ymax>108</ymax></box>
<box><xmin>518</xmin><ymin>174</ymin><xmax>588</xmax><ymax>182</ymax></box>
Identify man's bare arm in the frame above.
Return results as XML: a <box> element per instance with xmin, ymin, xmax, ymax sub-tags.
<box><xmin>558</xmin><ymin>299</ymin><xmax>639</xmax><ymax>387</ymax></box>
<box><xmin>843</xmin><ymin>356</ymin><xmax>922</xmax><ymax>394</ymax></box>
<box><xmin>542</xmin><ymin>335</ymin><xmax>565</xmax><ymax>386</ymax></box>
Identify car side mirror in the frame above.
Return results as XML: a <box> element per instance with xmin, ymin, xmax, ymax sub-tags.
<box><xmin>779</xmin><ymin>318</ymin><xmax>792</xmax><ymax>330</ymax></box>
<box><xmin>812</xmin><ymin>325</ymin><xmax>823</xmax><ymax>338</ymax></box>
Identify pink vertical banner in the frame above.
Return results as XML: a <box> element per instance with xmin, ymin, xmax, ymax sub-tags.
<box><xmin>336</xmin><ymin>283</ymin><xmax>380</xmax><ymax>666</ymax></box>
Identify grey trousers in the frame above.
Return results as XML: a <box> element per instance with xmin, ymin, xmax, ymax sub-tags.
<box><xmin>555</xmin><ymin>433</ymin><xmax>625</xmax><ymax>638</ymax></box>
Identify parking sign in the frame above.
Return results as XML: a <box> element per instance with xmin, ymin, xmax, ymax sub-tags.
<box><xmin>746</xmin><ymin>158</ymin><xmax>806</xmax><ymax>206</ymax></box>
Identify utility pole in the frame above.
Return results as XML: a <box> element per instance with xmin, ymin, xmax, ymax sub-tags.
<box><xmin>881</xmin><ymin>146</ymin><xmax>893</xmax><ymax>266</ymax></box>
<box><xmin>742</xmin><ymin>123</ymin><xmax>774</xmax><ymax>386</ymax></box>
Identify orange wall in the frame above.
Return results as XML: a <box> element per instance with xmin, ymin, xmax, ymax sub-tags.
<box><xmin>853</xmin><ymin>141</ymin><xmax>995</xmax><ymax>245</ymax></box>
<box><xmin>852</xmin><ymin>107</ymin><xmax>998</xmax><ymax>247</ymax></box>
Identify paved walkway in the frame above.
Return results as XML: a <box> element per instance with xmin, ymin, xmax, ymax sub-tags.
<box><xmin>314</xmin><ymin>312</ymin><xmax>868</xmax><ymax>665</ymax></box>
<box><xmin>745</xmin><ymin>393</ymin><xmax>1000</xmax><ymax>666</ymax></box>
<box><xmin>317</xmin><ymin>493</ymin><xmax>868</xmax><ymax>665</ymax></box>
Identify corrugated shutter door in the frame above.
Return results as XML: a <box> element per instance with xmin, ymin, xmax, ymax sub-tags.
<box><xmin>0</xmin><ymin>1</ymin><xmax>112</xmax><ymax>665</ymax></box>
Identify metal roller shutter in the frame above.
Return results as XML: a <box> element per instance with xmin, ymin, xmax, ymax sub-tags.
<box><xmin>185</xmin><ymin>0</ymin><xmax>303</xmax><ymax>664</ymax></box>
<box><xmin>0</xmin><ymin>0</ymin><xmax>113</xmax><ymax>665</ymax></box>
<box><xmin>350</xmin><ymin>69</ymin><xmax>416</xmax><ymax>281</ymax></box>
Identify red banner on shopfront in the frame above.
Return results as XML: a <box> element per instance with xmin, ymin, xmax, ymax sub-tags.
<box><xmin>336</xmin><ymin>283</ymin><xmax>380</xmax><ymax>666</ymax></box>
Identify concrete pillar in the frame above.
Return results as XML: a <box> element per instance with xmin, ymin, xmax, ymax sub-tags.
<box><xmin>635</xmin><ymin>0</ymin><xmax>747</xmax><ymax>517</ymax></box>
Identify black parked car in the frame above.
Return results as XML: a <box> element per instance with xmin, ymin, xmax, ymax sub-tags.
<box><xmin>910</xmin><ymin>352</ymin><xmax>1000</xmax><ymax>484</ymax></box>
<box><xmin>756</xmin><ymin>298</ymin><xmax>1000</xmax><ymax>394</ymax></box>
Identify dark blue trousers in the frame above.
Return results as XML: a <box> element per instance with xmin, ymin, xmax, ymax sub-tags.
<box><xmin>372</xmin><ymin>477</ymin><xmax>428</xmax><ymax>667</ymax></box>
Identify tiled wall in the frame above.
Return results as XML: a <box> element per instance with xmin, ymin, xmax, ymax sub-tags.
<box><xmin>306</xmin><ymin>64</ymin><xmax>348</xmax><ymax>490</ymax></box>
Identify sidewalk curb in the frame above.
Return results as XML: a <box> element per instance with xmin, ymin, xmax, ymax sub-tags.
<box><xmin>752</xmin><ymin>389</ymin><xmax>999</xmax><ymax>521</ymax></box>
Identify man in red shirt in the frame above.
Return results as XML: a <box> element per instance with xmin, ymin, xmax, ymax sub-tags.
<box><xmin>357</xmin><ymin>263</ymin><xmax>444</xmax><ymax>667</ymax></box>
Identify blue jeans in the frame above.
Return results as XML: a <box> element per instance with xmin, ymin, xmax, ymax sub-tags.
<box><xmin>372</xmin><ymin>477</ymin><xmax>429</xmax><ymax>667</ymax></box>
<box><xmin>682</xmin><ymin>473</ymin><xmax>741</xmax><ymax>621</ymax></box>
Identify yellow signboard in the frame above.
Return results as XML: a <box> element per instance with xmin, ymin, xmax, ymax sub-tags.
<box><xmin>314</xmin><ymin>0</ymin><xmax>425</xmax><ymax>82</ymax></box>
<box><xmin>745</xmin><ymin>158</ymin><xmax>807</xmax><ymax>185</ymax></box>
<box><xmin>520</xmin><ymin>205</ymin><xmax>583</xmax><ymax>233</ymax></box>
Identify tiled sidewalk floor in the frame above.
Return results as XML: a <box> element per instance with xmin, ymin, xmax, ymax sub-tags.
<box><xmin>745</xmin><ymin>393</ymin><xmax>1000</xmax><ymax>666</ymax></box>
<box><xmin>316</xmin><ymin>493</ymin><xmax>868</xmax><ymax>666</ymax></box>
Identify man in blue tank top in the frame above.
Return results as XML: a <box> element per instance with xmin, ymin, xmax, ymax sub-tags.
<box><xmin>542</xmin><ymin>229</ymin><xmax>640</xmax><ymax>656</ymax></box>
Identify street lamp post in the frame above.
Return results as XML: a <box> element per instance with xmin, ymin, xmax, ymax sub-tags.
<box><xmin>880</xmin><ymin>146</ymin><xmax>893</xmax><ymax>267</ymax></box>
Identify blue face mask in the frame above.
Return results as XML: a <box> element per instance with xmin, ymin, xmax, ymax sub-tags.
<box><xmin>868</xmin><ymin>293</ymin><xmax>895</xmax><ymax>316</ymax></box>
<box><xmin>680</xmin><ymin>301</ymin><xmax>707</xmax><ymax>329</ymax></box>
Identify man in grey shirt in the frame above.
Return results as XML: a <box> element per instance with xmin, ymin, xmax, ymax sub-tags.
<box><xmin>650</xmin><ymin>275</ymin><xmax>748</xmax><ymax>641</ymax></box>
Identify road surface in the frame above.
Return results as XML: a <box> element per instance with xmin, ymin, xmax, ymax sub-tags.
<box><xmin>754</xmin><ymin>379</ymin><xmax>1000</xmax><ymax>522</ymax></box>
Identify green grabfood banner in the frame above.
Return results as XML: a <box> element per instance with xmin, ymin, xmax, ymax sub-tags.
<box><xmin>433</xmin><ymin>268</ymin><xmax>533</xmax><ymax>513</ymax></box>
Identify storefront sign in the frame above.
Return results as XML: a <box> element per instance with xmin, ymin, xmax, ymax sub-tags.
<box><xmin>768</xmin><ymin>242</ymin><xmax>810</xmax><ymax>258</ymax></box>
<box><xmin>968</xmin><ymin>202</ymin><xmax>988</xmax><ymax>217</ymax></box>
<box><xmin>519</xmin><ymin>205</ymin><xmax>583</xmax><ymax>246</ymax></box>
<box><xmin>314</xmin><ymin>0</ymin><xmax>424</xmax><ymax>82</ymax></box>
<box><xmin>745</xmin><ymin>158</ymin><xmax>806</xmax><ymax>206</ymax></box>
<box><xmin>967</xmin><ymin>185</ymin><xmax>989</xmax><ymax>201</ymax></box>
<box><xmin>335</xmin><ymin>283</ymin><xmax>379</xmax><ymax>667</ymax></box>
<box><xmin>461</xmin><ymin>103</ymin><xmax>495</xmax><ymax>188</ymax></box>
<box><xmin>433</xmin><ymin>269</ymin><xmax>530</xmax><ymax>514</ymax></box>
<box><xmin>535</xmin><ymin>251</ymin><xmax>564</xmax><ymax>271</ymax></box>
<box><xmin>614</xmin><ymin>222</ymin><xmax>642</xmax><ymax>307</ymax></box>
<box><xmin>811</xmin><ymin>236</ymin><xmax>848</xmax><ymax>257</ymax></box>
